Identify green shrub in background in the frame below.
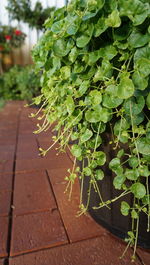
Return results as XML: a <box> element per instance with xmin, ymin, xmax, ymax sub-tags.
<box><xmin>0</xmin><ymin>65</ymin><xmax>41</xmax><ymax>101</ymax></box>
<box><xmin>7</xmin><ymin>0</ymin><xmax>55</xmax><ymax>30</ymax></box>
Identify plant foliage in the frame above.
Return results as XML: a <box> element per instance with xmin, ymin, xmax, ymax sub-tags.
<box><xmin>0</xmin><ymin>25</ymin><xmax>26</xmax><ymax>53</ymax></box>
<box><xmin>32</xmin><ymin>0</ymin><xmax>150</xmax><ymax>259</ymax></box>
<box><xmin>0</xmin><ymin>65</ymin><xmax>41</xmax><ymax>100</ymax></box>
<box><xmin>7</xmin><ymin>0</ymin><xmax>55</xmax><ymax>30</ymax></box>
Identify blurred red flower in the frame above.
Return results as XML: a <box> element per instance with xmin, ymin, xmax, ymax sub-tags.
<box><xmin>5</xmin><ymin>35</ymin><xmax>12</xmax><ymax>40</ymax></box>
<box><xmin>14</xmin><ymin>30</ymin><xmax>22</xmax><ymax>36</ymax></box>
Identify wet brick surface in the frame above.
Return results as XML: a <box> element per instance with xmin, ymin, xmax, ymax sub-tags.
<box><xmin>0</xmin><ymin>173</ymin><xmax>13</xmax><ymax>191</ymax></box>
<box><xmin>48</xmin><ymin>169</ymin><xmax>107</xmax><ymax>242</ymax></box>
<box><xmin>137</xmin><ymin>248</ymin><xmax>150</xmax><ymax>265</ymax></box>
<box><xmin>0</xmin><ymin>191</ymin><xmax>12</xmax><ymax>216</ymax></box>
<box><xmin>9</xmin><ymin>236</ymin><xmax>141</xmax><ymax>265</ymax></box>
<box><xmin>10</xmin><ymin>211</ymin><xmax>68</xmax><ymax>256</ymax></box>
<box><xmin>13</xmin><ymin>171</ymin><xmax>56</xmax><ymax>215</ymax></box>
<box><xmin>0</xmin><ymin>259</ymin><xmax>6</xmax><ymax>265</ymax></box>
<box><xmin>0</xmin><ymin>217</ymin><xmax>9</xmax><ymax>257</ymax></box>
<box><xmin>0</xmin><ymin>160</ymin><xmax>14</xmax><ymax>175</ymax></box>
<box><xmin>15</xmin><ymin>156</ymin><xmax>72</xmax><ymax>172</ymax></box>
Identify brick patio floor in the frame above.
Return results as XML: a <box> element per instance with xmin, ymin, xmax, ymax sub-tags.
<box><xmin>0</xmin><ymin>101</ymin><xmax>150</xmax><ymax>265</ymax></box>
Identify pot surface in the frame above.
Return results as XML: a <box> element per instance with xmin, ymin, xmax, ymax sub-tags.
<box><xmin>78</xmin><ymin>133</ymin><xmax>150</xmax><ymax>249</ymax></box>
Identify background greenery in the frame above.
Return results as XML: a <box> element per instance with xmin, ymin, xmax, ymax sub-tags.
<box><xmin>7</xmin><ymin>0</ymin><xmax>55</xmax><ymax>30</ymax></box>
<box><xmin>0</xmin><ymin>64</ymin><xmax>41</xmax><ymax>101</ymax></box>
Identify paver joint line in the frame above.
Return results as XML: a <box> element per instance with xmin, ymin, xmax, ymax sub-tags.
<box><xmin>7</xmin><ymin>106</ymin><xmax>22</xmax><ymax>259</ymax></box>
<box><xmin>45</xmin><ymin>170</ymin><xmax>71</xmax><ymax>244</ymax></box>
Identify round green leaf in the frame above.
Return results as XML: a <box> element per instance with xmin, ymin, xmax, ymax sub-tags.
<box><xmin>134</xmin><ymin>45</ymin><xmax>150</xmax><ymax>63</ymax></box>
<box><xmin>117</xmin><ymin>76</ymin><xmax>134</xmax><ymax>99</ymax></box>
<box><xmin>94</xmin><ymin>16</ymin><xmax>108</xmax><ymax>37</ymax></box>
<box><xmin>66</xmin><ymin>95</ymin><xmax>75</xmax><ymax>115</ymax></box>
<box><xmin>132</xmin><ymin>71</ymin><xmax>148</xmax><ymax>91</ymax></box>
<box><xmin>89</xmin><ymin>90</ymin><xmax>102</xmax><ymax>105</ymax></box>
<box><xmin>77</xmin><ymin>81</ymin><xmax>89</xmax><ymax>97</ymax></box>
<box><xmin>51</xmin><ymin>20</ymin><xmax>64</xmax><ymax>33</ymax></box>
<box><xmin>131</xmin><ymin>183</ymin><xmax>146</xmax><ymax>199</ymax></box>
<box><xmin>113</xmin><ymin>175</ymin><xmax>125</xmax><ymax>190</ymax></box>
<box><xmin>69</xmin><ymin>47</ymin><xmax>78</xmax><ymax>63</ymax></box>
<box><xmin>87</xmin><ymin>135</ymin><xmax>102</xmax><ymax>149</ymax></box>
<box><xmin>138</xmin><ymin>165</ymin><xmax>150</xmax><ymax>177</ymax></box>
<box><xmin>128</xmin><ymin>30</ymin><xmax>150</xmax><ymax>48</ymax></box>
<box><xmin>136</xmin><ymin>58</ymin><xmax>150</xmax><ymax>77</ymax></box>
<box><xmin>103</xmin><ymin>94</ymin><xmax>123</xmax><ymax>108</ymax></box>
<box><xmin>60</xmin><ymin>66</ymin><xmax>71</xmax><ymax>80</ymax></box>
<box><xmin>80</xmin><ymin>129</ymin><xmax>93</xmax><ymax>143</ymax></box>
<box><xmin>106</xmin><ymin>10</ymin><xmax>121</xmax><ymax>28</ymax></box>
<box><xmin>131</xmin><ymin>209</ymin><xmax>138</xmax><ymax>219</ymax></box>
<box><xmin>99</xmin><ymin>108</ymin><xmax>112</xmax><ymax>123</ymax></box>
<box><xmin>76</xmin><ymin>24</ymin><xmax>94</xmax><ymax>48</ymax></box>
<box><xmin>121</xmin><ymin>201</ymin><xmax>130</xmax><ymax>216</ymax></box>
<box><xmin>146</xmin><ymin>93</ymin><xmax>150</xmax><ymax>110</ymax></box>
<box><xmin>85</xmin><ymin>109</ymin><xmax>102</xmax><ymax>123</ymax></box>
<box><xmin>95</xmin><ymin>169</ymin><xmax>104</xmax><ymax>180</ymax></box>
<box><xmin>71</xmin><ymin>144</ymin><xmax>82</xmax><ymax>158</ymax></box>
<box><xmin>117</xmin><ymin>149</ymin><xmax>125</xmax><ymax>158</ymax></box>
<box><xmin>83</xmin><ymin>167</ymin><xmax>92</xmax><ymax>176</ymax></box>
<box><xmin>123</xmin><ymin>96</ymin><xmax>145</xmax><ymax>115</ymax></box>
<box><xmin>109</xmin><ymin>158</ymin><xmax>120</xmax><ymax>171</ymax></box>
<box><xmin>53</xmin><ymin>39</ymin><xmax>73</xmax><ymax>57</ymax></box>
<box><xmin>66</xmin><ymin>16</ymin><xmax>81</xmax><ymax>35</ymax></box>
<box><xmin>137</xmin><ymin>137</ymin><xmax>150</xmax><ymax>155</ymax></box>
<box><xmin>94</xmin><ymin>151</ymin><xmax>106</xmax><ymax>166</ymax></box>
<box><xmin>128</xmin><ymin>156</ymin><xmax>139</xmax><ymax>168</ymax></box>
<box><xmin>124</xmin><ymin>169</ymin><xmax>139</xmax><ymax>181</ymax></box>
<box><xmin>83</xmin><ymin>11</ymin><xmax>97</xmax><ymax>21</ymax></box>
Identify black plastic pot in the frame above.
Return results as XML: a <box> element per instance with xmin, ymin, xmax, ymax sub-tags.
<box><xmin>78</xmin><ymin>133</ymin><xmax>150</xmax><ymax>249</ymax></box>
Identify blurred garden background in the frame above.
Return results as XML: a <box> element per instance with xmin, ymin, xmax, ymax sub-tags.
<box><xmin>0</xmin><ymin>0</ymin><xmax>68</xmax><ymax>105</ymax></box>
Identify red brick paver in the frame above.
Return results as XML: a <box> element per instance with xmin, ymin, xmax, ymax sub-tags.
<box><xmin>0</xmin><ymin>136</ymin><xmax>16</xmax><ymax>145</ymax></box>
<box><xmin>0</xmin><ymin>145</ymin><xmax>15</xmax><ymax>161</ymax></box>
<box><xmin>137</xmin><ymin>249</ymin><xmax>150</xmax><ymax>265</ymax></box>
<box><xmin>10</xmin><ymin>211</ymin><xmax>68</xmax><ymax>256</ymax></box>
<box><xmin>0</xmin><ymin>191</ymin><xmax>12</xmax><ymax>216</ymax></box>
<box><xmin>0</xmin><ymin>173</ymin><xmax>13</xmax><ymax>191</ymax></box>
<box><xmin>0</xmin><ymin>160</ymin><xmax>14</xmax><ymax>174</ymax></box>
<box><xmin>48</xmin><ymin>168</ymin><xmax>107</xmax><ymax>242</ymax></box>
<box><xmin>13</xmin><ymin>171</ymin><xmax>56</xmax><ymax>215</ymax></box>
<box><xmin>0</xmin><ymin>259</ymin><xmax>6</xmax><ymax>265</ymax></box>
<box><xmin>9</xmin><ymin>235</ymin><xmax>141</xmax><ymax>265</ymax></box>
<box><xmin>16</xmin><ymin>156</ymin><xmax>72</xmax><ymax>172</ymax></box>
<box><xmin>0</xmin><ymin>217</ymin><xmax>9</xmax><ymax>257</ymax></box>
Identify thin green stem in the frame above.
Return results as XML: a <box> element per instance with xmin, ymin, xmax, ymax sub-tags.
<box><xmin>146</xmin><ymin>175</ymin><xmax>150</xmax><ymax>232</ymax></box>
<box><xmin>93</xmin><ymin>190</ymin><xmax>131</xmax><ymax>210</ymax></box>
<box><xmin>40</xmin><ymin>107</ymin><xmax>87</xmax><ymax>155</ymax></box>
<box><xmin>130</xmin><ymin>102</ymin><xmax>141</xmax><ymax>166</ymax></box>
<box><xmin>132</xmin><ymin>216</ymin><xmax>139</xmax><ymax>261</ymax></box>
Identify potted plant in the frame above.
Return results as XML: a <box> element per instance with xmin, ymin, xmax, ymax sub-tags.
<box><xmin>32</xmin><ymin>0</ymin><xmax>150</xmax><ymax>260</ymax></box>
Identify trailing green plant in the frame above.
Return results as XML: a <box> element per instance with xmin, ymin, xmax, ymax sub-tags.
<box><xmin>32</xmin><ymin>0</ymin><xmax>150</xmax><ymax>260</ymax></box>
<box><xmin>7</xmin><ymin>0</ymin><xmax>55</xmax><ymax>30</ymax></box>
<box><xmin>0</xmin><ymin>65</ymin><xmax>41</xmax><ymax>100</ymax></box>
